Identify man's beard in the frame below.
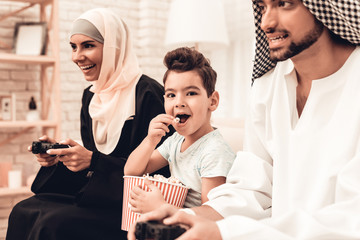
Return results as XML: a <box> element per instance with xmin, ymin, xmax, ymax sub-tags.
<box><xmin>269</xmin><ymin>19</ymin><xmax>324</xmax><ymax>62</ymax></box>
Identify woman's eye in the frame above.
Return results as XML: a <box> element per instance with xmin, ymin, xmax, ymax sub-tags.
<box><xmin>70</xmin><ymin>44</ymin><xmax>77</xmax><ymax>51</ymax></box>
<box><xmin>84</xmin><ymin>44</ymin><xmax>95</xmax><ymax>49</ymax></box>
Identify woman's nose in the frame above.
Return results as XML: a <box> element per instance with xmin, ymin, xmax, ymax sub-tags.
<box><xmin>72</xmin><ymin>50</ymin><xmax>85</xmax><ymax>62</ymax></box>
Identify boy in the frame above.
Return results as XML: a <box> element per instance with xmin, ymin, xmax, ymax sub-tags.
<box><xmin>124</xmin><ymin>47</ymin><xmax>235</xmax><ymax>212</ymax></box>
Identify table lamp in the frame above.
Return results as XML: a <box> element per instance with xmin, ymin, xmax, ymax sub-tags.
<box><xmin>165</xmin><ymin>0</ymin><xmax>229</xmax><ymax>51</ymax></box>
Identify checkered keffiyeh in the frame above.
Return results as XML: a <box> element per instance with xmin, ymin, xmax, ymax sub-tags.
<box><xmin>251</xmin><ymin>0</ymin><xmax>360</xmax><ymax>81</ymax></box>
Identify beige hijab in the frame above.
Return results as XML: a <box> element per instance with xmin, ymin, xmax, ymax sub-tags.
<box><xmin>72</xmin><ymin>8</ymin><xmax>142</xmax><ymax>154</ymax></box>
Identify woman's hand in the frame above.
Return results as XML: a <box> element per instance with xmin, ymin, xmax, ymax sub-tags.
<box><xmin>129</xmin><ymin>179</ymin><xmax>167</xmax><ymax>214</ymax></box>
<box><xmin>47</xmin><ymin>138</ymin><xmax>93</xmax><ymax>172</ymax></box>
<box><xmin>28</xmin><ymin>135</ymin><xmax>58</xmax><ymax>167</ymax></box>
<box><xmin>147</xmin><ymin>114</ymin><xmax>174</xmax><ymax>144</ymax></box>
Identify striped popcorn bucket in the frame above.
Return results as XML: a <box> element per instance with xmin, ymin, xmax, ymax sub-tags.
<box><xmin>121</xmin><ymin>176</ymin><xmax>188</xmax><ymax>231</ymax></box>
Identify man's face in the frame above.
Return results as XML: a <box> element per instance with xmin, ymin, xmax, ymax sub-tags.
<box><xmin>257</xmin><ymin>0</ymin><xmax>324</xmax><ymax>62</ymax></box>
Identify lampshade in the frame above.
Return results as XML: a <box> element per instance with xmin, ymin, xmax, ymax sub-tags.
<box><xmin>165</xmin><ymin>0</ymin><xmax>229</xmax><ymax>51</ymax></box>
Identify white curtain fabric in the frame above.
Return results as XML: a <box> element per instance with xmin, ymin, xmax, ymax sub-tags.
<box><xmin>210</xmin><ymin>0</ymin><xmax>255</xmax><ymax>120</ymax></box>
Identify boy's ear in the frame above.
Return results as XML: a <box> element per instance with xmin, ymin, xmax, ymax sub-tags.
<box><xmin>209</xmin><ymin>91</ymin><xmax>219</xmax><ymax>111</ymax></box>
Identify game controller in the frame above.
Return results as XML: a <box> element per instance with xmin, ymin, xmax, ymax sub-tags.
<box><xmin>135</xmin><ymin>220</ymin><xmax>186</xmax><ymax>240</ymax></box>
<box><xmin>31</xmin><ymin>141</ymin><xmax>69</xmax><ymax>154</ymax></box>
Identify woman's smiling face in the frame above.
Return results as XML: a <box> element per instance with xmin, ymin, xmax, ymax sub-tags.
<box><xmin>70</xmin><ymin>34</ymin><xmax>103</xmax><ymax>82</ymax></box>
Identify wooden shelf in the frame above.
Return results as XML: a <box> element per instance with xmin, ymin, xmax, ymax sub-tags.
<box><xmin>0</xmin><ymin>0</ymin><xmax>61</xmax><ymax>142</ymax></box>
<box><xmin>0</xmin><ymin>53</ymin><xmax>56</xmax><ymax>65</ymax></box>
<box><xmin>0</xmin><ymin>120</ymin><xmax>58</xmax><ymax>128</ymax></box>
<box><xmin>2</xmin><ymin>0</ymin><xmax>52</xmax><ymax>5</ymax></box>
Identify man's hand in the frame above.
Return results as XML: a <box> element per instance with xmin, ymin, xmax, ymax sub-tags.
<box><xmin>128</xmin><ymin>204</ymin><xmax>178</xmax><ymax>240</ymax></box>
<box><xmin>127</xmin><ymin>204</ymin><xmax>222</xmax><ymax>240</ymax></box>
<box><xmin>164</xmin><ymin>211</ymin><xmax>222</xmax><ymax>240</ymax></box>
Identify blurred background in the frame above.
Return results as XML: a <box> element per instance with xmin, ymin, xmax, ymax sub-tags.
<box><xmin>0</xmin><ymin>0</ymin><xmax>255</xmax><ymax>237</ymax></box>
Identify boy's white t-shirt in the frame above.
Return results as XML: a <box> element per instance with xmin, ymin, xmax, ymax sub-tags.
<box><xmin>157</xmin><ymin>129</ymin><xmax>235</xmax><ymax>207</ymax></box>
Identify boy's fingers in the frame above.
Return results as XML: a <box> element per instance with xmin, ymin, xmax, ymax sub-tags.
<box><xmin>131</xmin><ymin>185</ymin><xmax>144</xmax><ymax>195</ymax></box>
<box><xmin>144</xmin><ymin>178</ymin><xmax>153</xmax><ymax>186</ymax></box>
<box><xmin>157</xmin><ymin>115</ymin><xmax>175</xmax><ymax>126</ymax></box>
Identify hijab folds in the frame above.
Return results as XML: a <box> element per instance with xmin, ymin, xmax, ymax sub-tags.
<box><xmin>71</xmin><ymin>8</ymin><xmax>142</xmax><ymax>154</ymax></box>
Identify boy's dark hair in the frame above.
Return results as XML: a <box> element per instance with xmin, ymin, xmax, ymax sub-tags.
<box><xmin>163</xmin><ymin>47</ymin><xmax>217</xmax><ymax>97</ymax></box>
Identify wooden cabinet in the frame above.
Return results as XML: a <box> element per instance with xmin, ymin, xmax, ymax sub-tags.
<box><xmin>0</xmin><ymin>0</ymin><xmax>61</xmax><ymax>146</ymax></box>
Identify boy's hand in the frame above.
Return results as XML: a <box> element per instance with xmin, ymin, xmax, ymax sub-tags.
<box><xmin>129</xmin><ymin>179</ymin><xmax>166</xmax><ymax>214</ymax></box>
<box><xmin>147</xmin><ymin>114</ymin><xmax>175</xmax><ymax>143</ymax></box>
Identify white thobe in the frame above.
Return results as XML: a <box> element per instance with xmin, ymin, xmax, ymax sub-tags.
<box><xmin>205</xmin><ymin>47</ymin><xmax>360</xmax><ymax>239</ymax></box>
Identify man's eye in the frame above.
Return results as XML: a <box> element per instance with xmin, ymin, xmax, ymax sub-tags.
<box><xmin>279</xmin><ymin>1</ymin><xmax>292</xmax><ymax>8</ymax></box>
<box><xmin>258</xmin><ymin>4</ymin><xmax>266</xmax><ymax>14</ymax></box>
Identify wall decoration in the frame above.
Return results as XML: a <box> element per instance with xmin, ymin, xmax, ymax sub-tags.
<box><xmin>0</xmin><ymin>94</ymin><xmax>16</xmax><ymax>121</ymax></box>
<box><xmin>13</xmin><ymin>22</ymin><xmax>47</xmax><ymax>55</ymax></box>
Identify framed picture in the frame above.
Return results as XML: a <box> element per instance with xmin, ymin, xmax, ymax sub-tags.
<box><xmin>0</xmin><ymin>94</ymin><xmax>16</xmax><ymax>121</ymax></box>
<box><xmin>13</xmin><ymin>22</ymin><xmax>47</xmax><ymax>56</ymax></box>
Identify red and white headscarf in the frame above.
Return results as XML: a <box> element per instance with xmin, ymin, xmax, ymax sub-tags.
<box><xmin>71</xmin><ymin>8</ymin><xmax>142</xmax><ymax>154</ymax></box>
<box><xmin>251</xmin><ymin>0</ymin><xmax>360</xmax><ymax>81</ymax></box>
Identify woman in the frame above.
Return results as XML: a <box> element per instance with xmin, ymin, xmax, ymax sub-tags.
<box><xmin>6</xmin><ymin>8</ymin><xmax>170</xmax><ymax>240</ymax></box>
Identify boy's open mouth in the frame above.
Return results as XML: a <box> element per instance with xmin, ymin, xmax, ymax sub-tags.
<box><xmin>175</xmin><ymin>114</ymin><xmax>190</xmax><ymax>124</ymax></box>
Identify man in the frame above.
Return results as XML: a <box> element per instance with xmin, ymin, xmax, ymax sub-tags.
<box><xmin>128</xmin><ymin>0</ymin><xmax>360</xmax><ymax>239</ymax></box>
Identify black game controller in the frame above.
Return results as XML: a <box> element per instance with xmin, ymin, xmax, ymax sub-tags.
<box><xmin>31</xmin><ymin>141</ymin><xmax>69</xmax><ymax>154</ymax></box>
<box><xmin>135</xmin><ymin>220</ymin><xmax>186</xmax><ymax>240</ymax></box>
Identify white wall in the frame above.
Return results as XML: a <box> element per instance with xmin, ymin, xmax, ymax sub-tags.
<box><xmin>0</xmin><ymin>0</ymin><xmax>256</xmax><ymax>182</ymax></box>
<box><xmin>0</xmin><ymin>0</ymin><xmax>256</xmax><ymax>187</ymax></box>
<box><xmin>0</xmin><ymin>1</ymin><xmax>256</xmax><ymax>238</ymax></box>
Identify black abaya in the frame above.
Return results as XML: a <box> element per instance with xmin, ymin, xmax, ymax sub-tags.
<box><xmin>6</xmin><ymin>75</ymin><xmax>171</xmax><ymax>240</ymax></box>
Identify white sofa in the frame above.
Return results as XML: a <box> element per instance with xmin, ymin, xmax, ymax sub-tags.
<box><xmin>211</xmin><ymin>118</ymin><xmax>244</xmax><ymax>153</ymax></box>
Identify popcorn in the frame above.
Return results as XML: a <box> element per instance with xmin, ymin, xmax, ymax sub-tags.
<box><xmin>174</xmin><ymin>117</ymin><xmax>180</xmax><ymax>123</ymax></box>
<box><xmin>143</xmin><ymin>173</ymin><xmax>184</xmax><ymax>186</ymax></box>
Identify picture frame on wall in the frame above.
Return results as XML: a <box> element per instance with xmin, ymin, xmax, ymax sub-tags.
<box><xmin>13</xmin><ymin>22</ymin><xmax>47</xmax><ymax>56</ymax></box>
<box><xmin>0</xmin><ymin>94</ymin><xmax>16</xmax><ymax>121</ymax></box>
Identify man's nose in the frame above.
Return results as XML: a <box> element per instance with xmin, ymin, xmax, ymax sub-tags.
<box><xmin>260</xmin><ymin>7</ymin><xmax>278</xmax><ymax>33</ymax></box>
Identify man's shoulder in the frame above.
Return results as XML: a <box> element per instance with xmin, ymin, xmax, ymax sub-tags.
<box><xmin>254</xmin><ymin>59</ymin><xmax>293</xmax><ymax>85</ymax></box>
